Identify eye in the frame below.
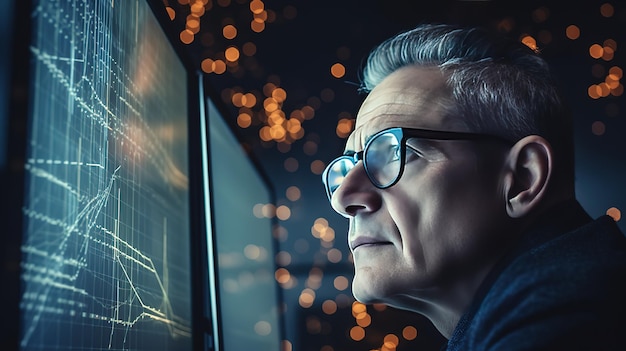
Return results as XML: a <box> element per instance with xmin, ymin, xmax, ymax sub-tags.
<box><xmin>405</xmin><ymin>139</ymin><xmax>446</xmax><ymax>163</ymax></box>
<box><xmin>404</xmin><ymin>145</ymin><xmax>424</xmax><ymax>162</ymax></box>
<box><xmin>366</xmin><ymin>135</ymin><xmax>398</xmax><ymax>163</ymax></box>
<box><xmin>390</xmin><ymin>143</ymin><xmax>402</xmax><ymax>161</ymax></box>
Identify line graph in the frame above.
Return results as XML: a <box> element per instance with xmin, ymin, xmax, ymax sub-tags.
<box><xmin>19</xmin><ymin>1</ymin><xmax>193</xmax><ymax>350</ymax></box>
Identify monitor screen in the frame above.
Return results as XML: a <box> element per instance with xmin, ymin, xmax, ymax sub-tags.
<box><xmin>8</xmin><ymin>0</ymin><xmax>203</xmax><ymax>350</ymax></box>
<box><xmin>206</xmin><ymin>98</ymin><xmax>283</xmax><ymax>351</ymax></box>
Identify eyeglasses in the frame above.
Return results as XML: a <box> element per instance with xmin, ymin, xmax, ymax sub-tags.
<box><xmin>322</xmin><ymin>127</ymin><xmax>511</xmax><ymax>200</ymax></box>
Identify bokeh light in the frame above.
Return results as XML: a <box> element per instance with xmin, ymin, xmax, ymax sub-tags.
<box><xmin>330</xmin><ymin>63</ymin><xmax>346</xmax><ymax>78</ymax></box>
<box><xmin>223</xmin><ymin>24</ymin><xmax>237</xmax><ymax>39</ymax></box>
<box><xmin>322</xmin><ymin>300</ymin><xmax>338</xmax><ymax>315</ymax></box>
<box><xmin>310</xmin><ymin>160</ymin><xmax>325</xmax><ymax>175</ymax></box>
<box><xmin>566</xmin><ymin>25</ymin><xmax>580</xmax><ymax>40</ymax></box>
<box><xmin>402</xmin><ymin>326</ymin><xmax>418</xmax><ymax>340</ymax></box>
<box><xmin>591</xmin><ymin>121</ymin><xmax>606</xmax><ymax>135</ymax></box>
<box><xmin>179</xmin><ymin>29</ymin><xmax>195</xmax><ymax>44</ymax></box>
<box><xmin>286</xmin><ymin>186</ymin><xmax>301</xmax><ymax>201</ymax></box>
<box><xmin>600</xmin><ymin>3</ymin><xmax>614</xmax><ymax>17</ymax></box>
<box><xmin>607</xmin><ymin>207</ymin><xmax>622</xmax><ymax>221</ymax></box>
<box><xmin>349</xmin><ymin>326</ymin><xmax>365</xmax><ymax>341</ymax></box>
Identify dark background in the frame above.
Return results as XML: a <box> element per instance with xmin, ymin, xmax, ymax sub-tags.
<box><xmin>164</xmin><ymin>0</ymin><xmax>625</xmax><ymax>350</ymax></box>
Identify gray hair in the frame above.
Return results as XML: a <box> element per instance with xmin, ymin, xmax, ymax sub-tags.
<box><xmin>360</xmin><ymin>23</ymin><xmax>574</xmax><ymax>187</ymax></box>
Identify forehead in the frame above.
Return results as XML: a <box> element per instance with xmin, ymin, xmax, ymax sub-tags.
<box><xmin>346</xmin><ymin>65</ymin><xmax>466</xmax><ymax>151</ymax></box>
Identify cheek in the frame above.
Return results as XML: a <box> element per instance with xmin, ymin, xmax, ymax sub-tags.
<box><xmin>383</xmin><ymin>175</ymin><xmax>438</xmax><ymax>267</ymax></box>
<box><xmin>432</xmin><ymin>168</ymin><xmax>500</xmax><ymax>239</ymax></box>
<box><xmin>387</xmin><ymin>163</ymin><xmax>501</xmax><ymax>263</ymax></box>
<box><xmin>428</xmin><ymin>158</ymin><xmax>500</xmax><ymax>209</ymax></box>
<box><xmin>387</xmin><ymin>162</ymin><xmax>461</xmax><ymax>230</ymax></box>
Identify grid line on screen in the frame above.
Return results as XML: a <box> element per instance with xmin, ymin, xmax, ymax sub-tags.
<box><xmin>19</xmin><ymin>1</ymin><xmax>193</xmax><ymax>350</ymax></box>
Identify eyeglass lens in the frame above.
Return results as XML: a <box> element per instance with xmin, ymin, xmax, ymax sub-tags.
<box><xmin>365</xmin><ymin>131</ymin><xmax>402</xmax><ymax>188</ymax></box>
<box><xmin>326</xmin><ymin>157</ymin><xmax>355</xmax><ymax>196</ymax></box>
<box><xmin>325</xmin><ymin>129</ymin><xmax>404</xmax><ymax>198</ymax></box>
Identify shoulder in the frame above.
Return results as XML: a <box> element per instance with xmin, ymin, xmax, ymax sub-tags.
<box><xmin>507</xmin><ymin>215</ymin><xmax>626</xmax><ymax>282</ymax></box>
<box><xmin>490</xmin><ymin>215</ymin><xmax>626</xmax><ymax>318</ymax></box>
<box><xmin>451</xmin><ymin>216</ymin><xmax>626</xmax><ymax>350</ymax></box>
<box><xmin>509</xmin><ymin>215</ymin><xmax>626</xmax><ymax>291</ymax></box>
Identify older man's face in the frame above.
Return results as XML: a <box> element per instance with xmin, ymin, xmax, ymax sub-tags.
<box><xmin>331</xmin><ymin>66</ymin><xmax>508</xmax><ymax>309</ymax></box>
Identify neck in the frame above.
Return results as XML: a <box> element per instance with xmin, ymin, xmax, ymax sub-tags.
<box><xmin>386</xmin><ymin>259</ymin><xmax>499</xmax><ymax>338</ymax></box>
<box><xmin>432</xmin><ymin>196</ymin><xmax>581</xmax><ymax>338</ymax></box>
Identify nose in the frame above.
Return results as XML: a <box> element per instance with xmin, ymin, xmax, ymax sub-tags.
<box><xmin>330</xmin><ymin>162</ymin><xmax>382</xmax><ymax>218</ymax></box>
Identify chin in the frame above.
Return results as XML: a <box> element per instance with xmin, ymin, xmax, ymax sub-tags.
<box><xmin>351</xmin><ymin>280</ymin><xmax>373</xmax><ymax>303</ymax></box>
<box><xmin>351</xmin><ymin>277</ymin><xmax>390</xmax><ymax>305</ymax></box>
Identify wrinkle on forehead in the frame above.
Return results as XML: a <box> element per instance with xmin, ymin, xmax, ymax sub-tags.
<box><xmin>358</xmin><ymin>88</ymin><xmax>445</xmax><ymax>121</ymax></box>
<box><xmin>345</xmin><ymin>66</ymin><xmax>464</xmax><ymax>152</ymax></box>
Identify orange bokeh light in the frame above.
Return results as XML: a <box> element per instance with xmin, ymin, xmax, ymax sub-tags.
<box><xmin>250</xmin><ymin>0</ymin><xmax>264</xmax><ymax>14</ymax></box>
<box><xmin>275</xmin><ymin>268</ymin><xmax>291</xmax><ymax>284</ymax></box>
<box><xmin>589</xmin><ymin>44</ymin><xmax>604</xmax><ymax>59</ymax></box>
<box><xmin>521</xmin><ymin>35</ymin><xmax>538</xmax><ymax>51</ymax></box>
<box><xmin>600</xmin><ymin>3</ymin><xmax>614</xmax><ymax>17</ymax></box>
<box><xmin>322</xmin><ymin>300</ymin><xmax>338</xmax><ymax>315</ymax></box>
<box><xmin>607</xmin><ymin>207</ymin><xmax>622</xmax><ymax>221</ymax></box>
<box><xmin>179</xmin><ymin>29</ymin><xmax>194</xmax><ymax>44</ymax></box>
<box><xmin>349</xmin><ymin>326</ymin><xmax>365</xmax><ymax>341</ymax></box>
<box><xmin>223</xmin><ymin>24</ymin><xmax>237</xmax><ymax>39</ymax></box>
<box><xmin>402</xmin><ymin>326</ymin><xmax>418</xmax><ymax>340</ymax></box>
<box><xmin>212</xmin><ymin>59</ymin><xmax>226</xmax><ymax>74</ymax></box>
<box><xmin>331</xmin><ymin>63</ymin><xmax>346</xmax><ymax>78</ymax></box>
<box><xmin>565</xmin><ymin>25</ymin><xmax>580</xmax><ymax>40</ymax></box>
<box><xmin>225</xmin><ymin>46</ymin><xmax>240</xmax><ymax>62</ymax></box>
<box><xmin>165</xmin><ymin>7</ymin><xmax>176</xmax><ymax>20</ymax></box>
<box><xmin>251</xmin><ymin>20</ymin><xmax>265</xmax><ymax>33</ymax></box>
<box><xmin>237</xmin><ymin>112</ymin><xmax>252</xmax><ymax>128</ymax></box>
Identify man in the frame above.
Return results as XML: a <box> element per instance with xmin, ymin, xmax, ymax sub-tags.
<box><xmin>322</xmin><ymin>23</ymin><xmax>626</xmax><ymax>350</ymax></box>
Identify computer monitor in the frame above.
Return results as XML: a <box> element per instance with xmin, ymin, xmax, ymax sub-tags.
<box><xmin>205</xmin><ymin>96</ymin><xmax>284</xmax><ymax>351</ymax></box>
<box><xmin>1</xmin><ymin>0</ymin><xmax>217</xmax><ymax>350</ymax></box>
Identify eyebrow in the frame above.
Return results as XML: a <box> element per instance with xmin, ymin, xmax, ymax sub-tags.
<box><xmin>342</xmin><ymin>128</ymin><xmax>381</xmax><ymax>156</ymax></box>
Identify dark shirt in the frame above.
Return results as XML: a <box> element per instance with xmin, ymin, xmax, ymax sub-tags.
<box><xmin>446</xmin><ymin>200</ymin><xmax>626</xmax><ymax>350</ymax></box>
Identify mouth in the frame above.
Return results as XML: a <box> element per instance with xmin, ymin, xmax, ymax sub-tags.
<box><xmin>350</xmin><ymin>237</ymin><xmax>393</xmax><ymax>251</ymax></box>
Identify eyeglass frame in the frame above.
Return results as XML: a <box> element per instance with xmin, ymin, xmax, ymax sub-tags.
<box><xmin>321</xmin><ymin>127</ymin><xmax>513</xmax><ymax>201</ymax></box>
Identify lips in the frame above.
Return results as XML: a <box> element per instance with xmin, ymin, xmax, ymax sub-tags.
<box><xmin>350</xmin><ymin>237</ymin><xmax>392</xmax><ymax>251</ymax></box>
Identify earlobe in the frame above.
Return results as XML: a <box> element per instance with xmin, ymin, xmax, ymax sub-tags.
<box><xmin>502</xmin><ymin>135</ymin><xmax>553</xmax><ymax>218</ymax></box>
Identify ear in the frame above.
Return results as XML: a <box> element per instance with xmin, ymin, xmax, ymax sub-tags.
<box><xmin>501</xmin><ymin>135</ymin><xmax>553</xmax><ymax>218</ymax></box>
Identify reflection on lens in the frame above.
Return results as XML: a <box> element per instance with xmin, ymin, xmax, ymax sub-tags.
<box><xmin>366</xmin><ymin>131</ymin><xmax>401</xmax><ymax>187</ymax></box>
<box><xmin>327</xmin><ymin>157</ymin><xmax>354</xmax><ymax>195</ymax></box>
